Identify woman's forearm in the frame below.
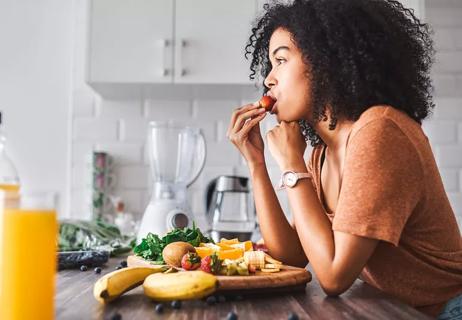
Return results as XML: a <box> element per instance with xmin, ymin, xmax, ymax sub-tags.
<box><xmin>249</xmin><ymin>163</ymin><xmax>308</xmax><ymax>267</ymax></box>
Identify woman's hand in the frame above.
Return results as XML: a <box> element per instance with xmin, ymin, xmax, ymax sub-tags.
<box><xmin>227</xmin><ymin>102</ymin><xmax>267</xmax><ymax>168</ymax></box>
<box><xmin>267</xmin><ymin>121</ymin><xmax>307</xmax><ymax>170</ymax></box>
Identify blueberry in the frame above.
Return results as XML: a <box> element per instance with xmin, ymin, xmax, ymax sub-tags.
<box><xmin>206</xmin><ymin>295</ymin><xmax>217</xmax><ymax>305</ymax></box>
<box><xmin>94</xmin><ymin>267</ymin><xmax>102</xmax><ymax>274</ymax></box>
<box><xmin>115</xmin><ymin>265</ymin><xmax>123</xmax><ymax>270</ymax></box>
<box><xmin>288</xmin><ymin>312</ymin><xmax>299</xmax><ymax>320</ymax></box>
<box><xmin>217</xmin><ymin>295</ymin><xmax>226</xmax><ymax>303</ymax></box>
<box><xmin>80</xmin><ymin>265</ymin><xmax>88</xmax><ymax>272</ymax></box>
<box><xmin>171</xmin><ymin>300</ymin><xmax>182</xmax><ymax>309</ymax></box>
<box><xmin>155</xmin><ymin>303</ymin><xmax>164</xmax><ymax>314</ymax></box>
<box><xmin>111</xmin><ymin>313</ymin><xmax>122</xmax><ymax>320</ymax></box>
<box><xmin>226</xmin><ymin>311</ymin><xmax>238</xmax><ymax>320</ymax></box>
<box><xmin>120</xmin><ymin>260</ymin><xmax>128</xmax><ymax>268</ymax></box>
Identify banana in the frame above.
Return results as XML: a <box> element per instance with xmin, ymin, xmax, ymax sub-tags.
<box><xmin>143</xmin><ymin>270</ymin><xmax>218</xmax><ymax>301</ymax></box>
<box><xmin>93</xmin><ymin>266</ymin><xmax>167</xmax><ymax>303</ymax></box>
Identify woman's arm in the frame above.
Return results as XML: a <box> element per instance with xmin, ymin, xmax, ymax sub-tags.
<box><xmin>249</xmin><ymin>163</ymin><xmax>308</xmax><ymax>267</ymax></box>
<box><xmin>266</xmin><ymin>121</ymin><xmax>379</xmax><ymax>296</ymax></box>
<box><xmin>284</xmin><ymin>161</ymin><xmax>378</xmax><ymax>296</ymax></box>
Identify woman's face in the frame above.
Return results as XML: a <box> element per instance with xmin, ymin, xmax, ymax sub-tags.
<box><xmin>264</xmin><ymin>27</ymin><xmax>312</xmax><ymax>123</ymax></box>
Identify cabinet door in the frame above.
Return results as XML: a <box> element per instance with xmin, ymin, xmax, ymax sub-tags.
<box><xmin>175</xmin><ymin>0</ymin><xmax>257</xmax><ymax>84</ymax></box>
<box><xmin>88</xmin><ymin>0</ymin><xmax>173</xmax><ymax>83</ymax></box>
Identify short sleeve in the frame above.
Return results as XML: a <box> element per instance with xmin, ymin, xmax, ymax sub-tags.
<box><xmin>333</xmin><ymin>119</ymin><xmax>423</xmax><ymax>246</ymax></box>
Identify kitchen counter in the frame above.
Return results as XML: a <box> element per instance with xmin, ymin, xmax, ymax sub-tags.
<box><xmin>56</xmin><ymin>256</ymin><xmax>431</xmax><ymax>319</ymax></box>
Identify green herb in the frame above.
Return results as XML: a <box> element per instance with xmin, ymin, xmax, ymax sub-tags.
<box><xmin>133</xmin><ymin>222</ymin><xmax>213</xmax><ymax>262</ymax></box>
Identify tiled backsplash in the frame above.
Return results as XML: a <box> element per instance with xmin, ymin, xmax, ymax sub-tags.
<box><xmin>70</xmin><ymin>94</ymin><xmax>296</xmax><ymax>227</ymax></box>
<box><xmin>70</xmin><ymin>0</ymin><xmax>462</xmax><ymax>228</ymax></box>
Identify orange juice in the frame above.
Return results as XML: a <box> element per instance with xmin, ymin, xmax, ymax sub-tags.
<box><xmin>0</xmin><ymin>208</ymin><xmax>57</xmax><ymax>320</ymax></box>
<box><xmin>0</xmin><ymin>184</ymin><xmax>20</xmax><ymax>193</ymax></box>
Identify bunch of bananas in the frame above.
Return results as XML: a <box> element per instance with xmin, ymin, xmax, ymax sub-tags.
<box><xmin>93</xmin><ymin>266</ymin><xmax>218</xmax><ymax>303</ymax></box>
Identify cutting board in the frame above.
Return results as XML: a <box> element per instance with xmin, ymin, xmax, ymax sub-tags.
<box><xmin>127</xmin><ymin>255</ymin><xmax>312</xmax><ymax>294</ymax></box>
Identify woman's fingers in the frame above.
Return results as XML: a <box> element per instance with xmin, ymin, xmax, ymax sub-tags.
<box><xmin>233</xmin><ymin>107</ymin><xmax>266</xmax><ymax>133</ymax></box>
<box><xmin>240</xmin><ymin>112</ymin><xmax>266</xmax><ymax>137</ymax></box>
<box><xmin>227</xmin><ymin>103</ymin><xmax>262</xmax><ymax>137</ymax></box>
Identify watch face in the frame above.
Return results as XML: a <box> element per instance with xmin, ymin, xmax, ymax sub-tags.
<box><xmin>284</xmin><ymin>172</ymin><xmax>297</xmax><ymax>187</ymax></box>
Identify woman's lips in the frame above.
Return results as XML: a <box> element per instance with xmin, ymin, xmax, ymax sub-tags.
<box><xmin>270</xmin><ymin>101</ymin><xmax>278</xmax><ymax>114</ymax></box>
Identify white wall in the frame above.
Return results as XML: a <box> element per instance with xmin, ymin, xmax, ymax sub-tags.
<box><xmin>0</xmin><ymin>0</ymin><xmax>73</xmax><ymax>216</ymax></box>
<box><xmin>424</xmin><ymin>0</ymin><xmax>462</xmax><ymax>225</ymax></box>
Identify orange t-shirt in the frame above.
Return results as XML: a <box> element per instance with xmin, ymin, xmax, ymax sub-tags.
<box><xmin>307</xmin><ymin>106</ymin><xmax>462</xmax><ymax>317</ymax></box>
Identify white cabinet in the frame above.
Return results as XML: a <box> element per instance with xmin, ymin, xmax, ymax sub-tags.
<box><xmin>88</xmin><ymin>0</ymin><xmax>173</xmax><ymax>83</ymax></box>
<box><xmin>87</xmin><ymin>0</ymin><xmax>256</xmax><ymax>85</ymax></box>
<box><xmin>174</xmin><ymin>0</ymin><xmax>256</xmax><ymax>84</ymax></box>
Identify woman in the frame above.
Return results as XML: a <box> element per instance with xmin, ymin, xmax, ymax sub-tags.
<box><xmin>227</xmin><ymin>0</ymin><xmax>462</xmax><ymax>318</ymax></box>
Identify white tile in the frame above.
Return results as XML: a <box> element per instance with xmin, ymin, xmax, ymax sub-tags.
<box><xmin>72</xmin><ymin>88</ymin><xmax>95</xmax><ymax>117</ymax></box>
<box><xmin>437</xmin><ymin>145</ymin><xmax>462</xmax><ymax>167</ymax></box>
<box><xmin>145</xmin><ymin>100</ymin><xmax>192</xmax><ymax>120</ymax></box>
<box><xmin>433</xmin><ymin>28</ymin><xmax>456</xmax><ymax>51</ymax></box>
<box><xmin>120</xmin><ymin>118</ymin><xmax>149</xmax><ymax>142</ymax></box>
<box><xmin>440</xmin><ymin>168</ymin><xmax>460</xmax><ymax>192</ymax></box>
<box><xmin>116</xmin><ymin>165</ymin><xmax>150</xmax><ymax>189</ymax></box>
<box><xmin>455</xmin><ymin>28</ymin><xmax>462</xmax><ymax>49</ymax></box>
<box><xmin>434</xmin><ymin>52</ymin><xmax>462</xmax><ymax>73</ymax></box>
<box><xmin>447</xmin><ymin>192</ymin><xmax>462</xmax><ymax>219</ymax></box>
<box><xmin>94</xmin><ymin>143</ymin><xmax>143</xmax><ymax>165</ymax></box>
<box><xmin>73</xmin><ymin>118</ymin><xmax>118</xmax><ymax>141</ymax></box>
<box><xmin>112</xmin><ymin>189</ymin><xmax>144</xmax><ymax>215</ymax></box>
<box><xmin>434</xmin><ymin>98</ymin><xmax>462</xmax><ymax>120</ymax></box>
<box><xmin>422</xmin><ymin>120</ymin><xmax>457</xmax><ymax>144</ymax></box>
<box><xmin>206</xmin><ymin>141</ymin><xmax>241</xmax><ymax>166</ymax></box>
<box><xmin>194</xmin><ymin>99</ymin><xmax>240</xmax><ymax>121</ymax></box>
<box><xmin>72</xmin><ymin>141</ymin><xmax>94</xmax><ymax>166</ymax></box>
<box><xmin>427</xmin><ymin>7</ymin><xmax>462</xmax><ymax>27</ymax></box>
<box><xmin>69</xmin><ymin>189</ymin><xmax>92</xmax><ymax>220</ymax></box>
<box><xmin>192</xmin><ymin>165</ymin><xmax>235</xmax><ymax>189</ymax></box>
<box><xmin>432</xmin><ymin>74</ymin><xmax>458</xmax><ymax>97</ymax></box>
<box><xmin>98</xmin><ymin>99</ymin><xmax>142</xmax><ymax>118</ymax></box>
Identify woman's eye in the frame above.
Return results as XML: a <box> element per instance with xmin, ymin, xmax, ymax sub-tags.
<box><xmin>275</xmin><ymin>58</ymin><xmax>286</xmax><ymax>65</ymax></box>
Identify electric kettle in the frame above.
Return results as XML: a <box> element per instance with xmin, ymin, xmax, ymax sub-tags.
<box><xmin>205</xmin><ymin>175</ymin><xmax>256</xmax><ymax>242</ymax></box>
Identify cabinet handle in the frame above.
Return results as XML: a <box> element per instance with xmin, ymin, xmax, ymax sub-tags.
<box><xmin>160</xmin><ymin>39</ymin><xmax>171</xmax><ymax>77</ymax></box>
<box><xmin>178</xmin><ymin>39</ymin><xmax>187</xmax><ymax>77</ymax></box>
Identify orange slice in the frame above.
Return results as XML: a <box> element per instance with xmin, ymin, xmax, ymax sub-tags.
<box><xmin>194</xmin><ymin>246</ymin><xmax>214</xmax><ymax>259</ymax></box>
<box><xmin>219</xmin><ymin>238</ymin><xmax>239</xmax><ymax>245</ymax></box>
<box><xmin>217</xmin><ymin>243</ymin><xmax>234</xmax><ymax>250</ymax></box>
<box><xmin>230</xmin><ymin>240</ymin><xmax>253</xmax><ymax>252</ymax></box>
<box><xmin>218</xmin><ymin>248</ymin><xmax>244</xmax><ymax>260</ymax></box>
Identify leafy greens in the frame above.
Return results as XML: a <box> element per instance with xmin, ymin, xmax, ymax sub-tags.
<box><xmin>133</xmin><ymin>222</ymin><xmax>213</xmax><ymax>263</ymax></box>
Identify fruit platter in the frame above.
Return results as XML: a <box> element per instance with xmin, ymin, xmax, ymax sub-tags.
<box><xmin>93</xmin><ymin>225</ymin><xmax>311</xmax><ymax>304</ymax></box>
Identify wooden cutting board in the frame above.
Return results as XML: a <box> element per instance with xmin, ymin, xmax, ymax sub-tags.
<box><xmin>127</xmin><ymin>255</ymin><xmax>312</xmax><ymax>294</ymax></box>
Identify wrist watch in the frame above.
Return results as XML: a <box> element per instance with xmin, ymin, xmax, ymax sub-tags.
<box><xmin>277</xmin><ymin>170</ymin><xmax>312</xmax><ymax>190</ymax></box>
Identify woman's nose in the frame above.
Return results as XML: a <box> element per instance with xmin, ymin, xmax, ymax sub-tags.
<box><xmin>264</xmin><ymin>69</ymin><xmax>276</xmax><ymax>89</ymax></box>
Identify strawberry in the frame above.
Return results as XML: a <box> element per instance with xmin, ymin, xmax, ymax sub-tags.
<box><xmin>259</xmin><ymin>95</ymin><xmax>276</xmax><ymax>112</ymax></box>
<box><xmin>200</xmin><ymin>253</ymin><xmax>222</xmax><ymax>274</ymax></box>
<box><xmin>181</xmin><ymin>252</ymin><xmax>201</xmax><ymax>270</ymax></box>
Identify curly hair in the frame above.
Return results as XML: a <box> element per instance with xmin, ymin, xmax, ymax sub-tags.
<box><xmin>245</xmin><ymin>0</ymin><xmax>435</xmax><ymax>146</ymax></box>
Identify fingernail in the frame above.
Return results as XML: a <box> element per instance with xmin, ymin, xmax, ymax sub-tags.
<box><xmin>258</xmin><ymin>108</ymin><xmax>266</xmax><ymax>113</ymax></box>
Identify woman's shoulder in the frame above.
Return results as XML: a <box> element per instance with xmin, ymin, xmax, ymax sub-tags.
<box><xmin>351</xmin><ymin>105</ymin><xmax>422</xmax><ymax>143</ymax></box>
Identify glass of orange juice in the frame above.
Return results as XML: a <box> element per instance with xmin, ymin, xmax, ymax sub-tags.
<box><xmin>0</xmin><ymin>191</ymin><xmax>57</xmax><ymax>320</ymax></box>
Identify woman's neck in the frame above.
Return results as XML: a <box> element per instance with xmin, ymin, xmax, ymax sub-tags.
<box><xmin>314</xmin><ymin>117</ymin><xmax>354</xmax><ymax>154</ymax></box>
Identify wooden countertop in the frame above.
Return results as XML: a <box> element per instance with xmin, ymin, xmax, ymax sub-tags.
<box><xmin>56</xmin><ymin>256</ymin><xmax>431</xmax><ymax>319</ymax></box>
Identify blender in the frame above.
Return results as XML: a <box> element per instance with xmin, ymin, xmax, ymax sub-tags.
<box><xmin>137</xmin><ymin>121</ymin><xmax>206</xmax><ymax>242</ymax></box>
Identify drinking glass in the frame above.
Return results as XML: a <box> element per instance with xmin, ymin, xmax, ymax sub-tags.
<box><xmin>0</xmin><ymin>191</ymin><xmax>57</xmax><ymax>320</ymax></box>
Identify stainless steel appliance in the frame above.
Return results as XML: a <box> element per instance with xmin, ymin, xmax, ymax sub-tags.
<box><xmin>205</xmin><ymin>175</ymin><xmax>256</xmax><ymax>242</ymax></box>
